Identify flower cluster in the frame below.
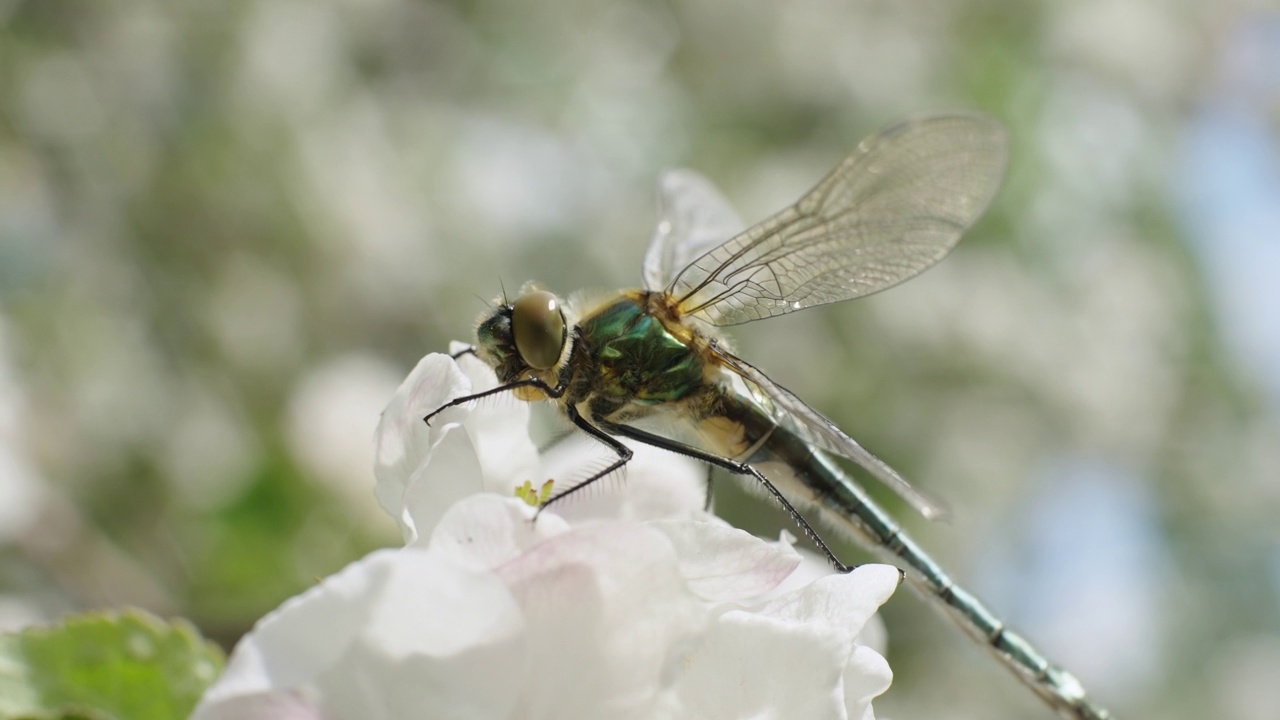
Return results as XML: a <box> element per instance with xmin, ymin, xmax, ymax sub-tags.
<box><xmin>192</xmin><ymin>350</ymin><xmax>899</xmax><ymax>720</ymax></box>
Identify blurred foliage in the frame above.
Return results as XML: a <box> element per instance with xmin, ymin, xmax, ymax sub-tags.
<box><xmin>0</xmin><ymin>609</ymin><xmax>223</xmax><ymax>720</ymax></box>
<box><xmin>1</xmin><ymin>1</ymin><xmax>1278</xmax><ymax>719</ymax></box>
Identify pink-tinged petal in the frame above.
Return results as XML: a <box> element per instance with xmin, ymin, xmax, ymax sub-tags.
<box><xmin>762</xmin><ymin>535</ymin><xmax>836</xmax><ymax>598</ymax></box>
<box><xmin>428</xmin><ymin>494</ymin><xmax>570</xmax><ymax>569</ymax></box>
<box><xmin>648</xmin><ymin>519</ymin><xmax>801</xmax><ymax>602</ymax></box>
<box><xmin>746</xmin><ymin>542</ymin><xmax>893</xmax><ymax>654</ymax></box>
<box><xmin>495</xmin><ymin>522</ymin><xmax>706</xmax><ymax>720</ymax></box>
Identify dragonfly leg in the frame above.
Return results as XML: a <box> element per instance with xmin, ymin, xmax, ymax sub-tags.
<box><xmin>595</xmin><ymin>418</ymin><xmax>852</xmax><ymax>573</ymax></box>
<box><xmin>450</xmin><ymin>345</ymin><xmax>477</xmax><ymax>359</ymax></box>
<box><xmin>540</xmin><ymin>409</ymin><xmax>716</xmax><ymax>519</ymax></box>
<box><xmin>422</xmin><ymin>376</ymin><xmax>565</xmax><ymax>426</ymax></box>
<box><xmin>536</xmin><ymin>406</ymin><xmax>634</xmax><ymax>512</ymax></box>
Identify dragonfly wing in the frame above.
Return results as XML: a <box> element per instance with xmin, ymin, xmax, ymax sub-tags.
<box><xmin>643</xmin><ymin>169</ymin><xmax>746</xmax><ymax>292</ymax></box>
<box><xmin>713</xmin><ymin>344</ymin><xmax>950</xmax><ymax>520</ymax></box>
<box><xmin>670</xmin><ymin>113</ymin><xmax>1008</xmax><ymax>326</ymax></box>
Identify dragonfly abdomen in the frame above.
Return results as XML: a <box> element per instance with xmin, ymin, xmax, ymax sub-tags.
<box><xmin>745</xmin><ymin>417</ymin><xmax>1110</xmax><ymax>719</ymax></box>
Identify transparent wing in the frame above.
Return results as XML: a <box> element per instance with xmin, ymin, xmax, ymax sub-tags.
<box><xmin>713</xmin><ymin>344</ymin><xmax>949</xmax><ymax>520</ymax></box>
<box><xmin>670</xmin><ymin>113</ymin><xmax>1008</xmax><ymax>326</ymax></box>
<box><xmin>643</xmin><ymin>169</ymin><xmax>745</xmax><ymax>292</ymax></box>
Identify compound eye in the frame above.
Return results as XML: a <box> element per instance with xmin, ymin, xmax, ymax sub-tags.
<box><xmin>512</xmin><ymin>290</ymin><xmax>566</xmax><ymax>370</ymax></box>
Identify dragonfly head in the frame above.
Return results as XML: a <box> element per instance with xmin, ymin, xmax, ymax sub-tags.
<box><xmin>475</xmin><ymin>289</ymin><xmax>569</xmax><ymax>383</ymax></box>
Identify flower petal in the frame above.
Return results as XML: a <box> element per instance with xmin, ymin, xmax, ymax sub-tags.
<box><xmin>673</xmin><ymin>609</ymin><xmax>850</xmax><ymax>720</ymax></box>
<box><xmin>537</xmin><ymin>434</ymin><xmax>707</xmax><ymax>524</ymax></box>
<box><xmin>494</xmin><ymin>521</ymin><xmax>706</xmax><ymax>720</ymax></box>
<box><xmin>398</xmin><ymin>423</ymin><xmax>486</xmax><ymax>544</ymax></box>
<box><xmin>753</xmin><ymin>564</ymin><xmax>901</xmax><ymax>636</ymax></box>
<box><xmin>191</xmin><ymin>690</ymin><xmax>321</xmax><ymax>720</ymax></box>
<box><xmin>843</xmin><ymin>644</ymin><xmax>893</xmax><ymax>720</ymax></box>
<box><xmin>373</xmin><ymin>354</ymin><xmax>472</xmax><ymax>530</ymax></box>
<box><xmin>427</xmin><ymin>494</ymin><xmax>570</xmax><ymax>569</ymax></box>
<box><xmin>193</xmin><ymin>547</ymin><xmax>526</xmax><ymax>720</ymax></box>
<box><xmin>374</xmin><ymin>351</ymin><xmax>543</xmax><ymax>541</ymax></box>
<box><xmin>453</xmin><ymin>351</ymin><xmax>539</xmax><ymax>495</ymax></box>
<box><xmin>670</xmin><ymin>564</ymin><xmax>900</xmax><ymax>720</ymax></box>
<box><xmin>648</xmin><ymin>519</ymin><xmax>801</xmax><ymax>602</ymax></box>
<box><xmin>242</xmin><ymin>344</ymin><xmax>903</xmax><ymax>720</ymax></box>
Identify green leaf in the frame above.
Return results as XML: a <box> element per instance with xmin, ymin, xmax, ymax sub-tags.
<box><xmin>0</xmin><ymin>608</ymin><xmax>225</xmax><ymax>720</ymax></box>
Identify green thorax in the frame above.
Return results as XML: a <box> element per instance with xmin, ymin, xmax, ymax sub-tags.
<box><xmin>575</xmin><ymin>294</ymin><xmax>705</xmax><ymax>405</ymax></box>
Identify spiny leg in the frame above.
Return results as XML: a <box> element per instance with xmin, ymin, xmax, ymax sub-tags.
<box><xmin>423</xmin><ymin>376</ymin><xmax>563</xmax><ymax>426</ymax></box>
<box><xmin>535</xmin><ymin>406</ymin><xmax>635</xmax><ymax>512</ymax></box>
<box><xmin>596</xmin><ymin>419</ymin><xmax>854</xmax><ymax>574</ymax></box>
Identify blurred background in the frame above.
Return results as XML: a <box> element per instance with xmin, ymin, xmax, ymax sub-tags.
<box><xmin>1</xmin><ymin>0</ymin><xmax>1278</xmax><ymax>718</ymax></box>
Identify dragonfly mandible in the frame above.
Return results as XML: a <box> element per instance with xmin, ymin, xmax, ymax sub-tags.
<box><xmin>425</xmin><ymin>112</ymin><xmax>1112</xmax><ymax>720</ymax></box>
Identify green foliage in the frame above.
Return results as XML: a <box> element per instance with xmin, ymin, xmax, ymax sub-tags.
<box><xmin>0</xmin><ymin>610</ymin><xmax>224</xmax><ymax>720</ymax></box>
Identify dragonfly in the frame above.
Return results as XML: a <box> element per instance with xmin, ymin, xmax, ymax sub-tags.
<box><xmin>425</xmin><ymin>112</ymin><xmax>1112</xmax><ymax>720</ymax></box>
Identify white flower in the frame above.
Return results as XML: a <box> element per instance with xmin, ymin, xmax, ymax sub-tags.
<box><xmin>373</xmin><ymin>346</ymin><xmax>710</xmax><ymax>543</ymax></box>
<box><xmin>193</xmin><ymin>350</ymin><xmax>900</xmax><ymax>720</ymax></box>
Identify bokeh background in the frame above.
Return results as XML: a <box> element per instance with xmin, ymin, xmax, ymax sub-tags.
<box><xmin>2</xmin><ymin>1</ymin><xmax>1278</xmax><ymax>718</ymax></box>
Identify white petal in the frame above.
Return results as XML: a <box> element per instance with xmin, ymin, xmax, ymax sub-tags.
<box><xmin>495</xmin><ymin>521</ymin><xmax>706</xmax><ymax>720</ymax></box>
<box><xmin>674</xmin><ymin>609</ymin><xmax>850</xmax><ymax>720</ymax></box>
<box><xmin>672</xmin><ymin>564</ymin><xmax>900</xmax><ymax>720</ymax></box>
<box><xmin>763</xmin><ymin>533</ymin><xmax>834</xmax><ymax>597</ymax></box>
<box><xmin>427</xmin><ymin>494</ymin><xmax>570</xmax><ymax>569</ymax></box>
<box><xmin>453</xmin><ymin>350</ymin><xmax>540</xmax><ymax>495</ymax></box>
<box><xmin>843</xmin><ymin>644</ymin><xmax>893</xmax><ymax>720</ymax></box>
<box><xmin>648</xmin><ymin>519</ymin><xmax>800</xmax><ymax>602</ymax></box>
<box><xmin>536</xmin><ymin>434</ymin><xmax>707</xmax><ymax>524</ymax></box>
<box><xmin>191</xmin><ymin>690</ymin><xmax>321</xmax><ymax>720</ymax></box>
<box><xmin>374</xmin><ymin>351</ymin><xmax>544</xmax><ymax>540</ymax></box>
<box><xmin>398</xmin><ymin>423</ymin><xmax>486</xmax><ymax>544</ymax></box>
<box><xmin>314</xmin><ymin>558</ymin><xmax>525</xmax><ymax>719</ymax></box>
<box><xmin>208</xmin><ymin>335</ymin><xmax>903</xmax><ymax>720</ymax></box>
<box><xmin>750</xmin><ymin>541</ymin><xmax>891</xmax><ymax>654</ymax></box>
<box><xmin>753</xmin><ymin>565</ymin><xmax>901</xmax><ymax>638</ymax></box>
<box><xmin>372</xmin><ymin>354</ymin><xmax>471</xmax><ymax>525</ymax></box>
<box><xmin>194</xmin><ymin>547</ymin><xmax>526</xmax><ymax>720</ymax></box>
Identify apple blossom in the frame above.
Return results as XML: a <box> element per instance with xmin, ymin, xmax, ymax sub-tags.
<box><xmin>191</xmin><ymin>350</ymin><xmax>901</xmax><ymax>719</ymax></box>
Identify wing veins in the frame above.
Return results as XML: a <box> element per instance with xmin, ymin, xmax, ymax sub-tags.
<box><xmin>662</xmin><ymin>113</ymin><xmax>1007</xmax><ymax>326</ymax></box>
<box><xmin>673</xmin><ymin>207</ymin><xmax>808</xmax><ymax>305</ymax></box>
